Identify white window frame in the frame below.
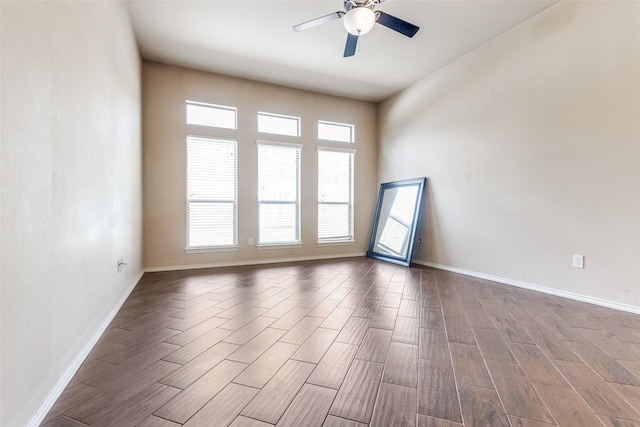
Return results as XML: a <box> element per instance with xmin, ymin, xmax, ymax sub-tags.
<box><xmin>318</xmin><ymin>120</ymin><xmax>355</xmax><ymax>143</ymax></box>
<box><xmin>257</xmin><ymin>112</ymin><xmax>301</xmax><ymax>137</ymax></box>
<box><xmin>185</xmin><ymin>135</ymin><xmax>239</xmax><ymax>252</ymax></box>
<box><xmin>317</xmin><ymin>146</ymin><xmax>356</xmax><ymax>245</ymax></box>
<box><xmin>257</xmin><ymin>140</ymin><xmax>303</xmax><ymax>248</ymax></box>
<box><xmin>186</xmin><ymin>100</ymin><xmax>237</xmax><ymax>130</ymax></box>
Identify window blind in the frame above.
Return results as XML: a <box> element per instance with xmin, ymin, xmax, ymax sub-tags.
<box><xmin>258</xmin><ymin>143</ymin><xmax>301</xmax><ymax>244</ymax></box>
<box><xmin>318</xmin><ymin>149</ymin><xmax>354</xmax><ymax>242</ymax></box>
<box><xmin>186</xmin><ymin>136</ymin><xmax>237</xmax><ymax>247</ymax></box>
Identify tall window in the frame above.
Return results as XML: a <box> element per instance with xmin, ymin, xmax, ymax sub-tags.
<box><xmin>318</xmin><ymin>148</ymin><xmax>355</xmax><ymax>243</ymax></box>
<box><xmin>258</xmin><ymin>142</ymin><xmax>302</xmax><ymax>245</ymax></box>
<box><xmin>186</xmin><ymin>136</ymin><xmax>237</xmax><ymax>248</ymax></box>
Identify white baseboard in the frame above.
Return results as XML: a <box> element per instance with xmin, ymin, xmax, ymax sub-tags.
<box><xmin>27</xmin><ymin>270</ymin><xmax>145</xmax><ymax>427</ymax></box>
<box><xmin>145</xmin><ymin>252</ymin><xmax>367</xmax><ymax>273</ymax></box>
<box><xmin>414</xmin><ymin>259</ymin><xmax>640</xmax><ymax>315</ymax></box>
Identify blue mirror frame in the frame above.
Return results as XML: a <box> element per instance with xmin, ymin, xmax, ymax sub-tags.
<box><xmin>366</xmin><ymin>177</ymin><xmax>426</xmax><ymax>267</ymax></box>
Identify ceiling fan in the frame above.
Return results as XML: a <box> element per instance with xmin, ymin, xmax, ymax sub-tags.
<box><xmin>292</xmin><ymin>0</ymin><xmax>420</xmax><ymax>58</ymax></box>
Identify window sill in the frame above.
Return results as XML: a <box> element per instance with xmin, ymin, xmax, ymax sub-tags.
<box><xmin>317</xmin><ymin>240</ymin><xmax>355</xmax><ymax>247</ymax></box>
<box><xmin>256</xmin><ymin>243</ymin><xmax>303</xmax><ymax>250</ymax></box>
<box><xmin>185</xmin><ymin>245</ymin><xmax>240</xmax><ymax>254</ymax></box>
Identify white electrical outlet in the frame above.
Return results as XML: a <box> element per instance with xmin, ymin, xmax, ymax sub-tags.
<box><xmin>248</xmin><ymin>237</ymin><xmax>254</xmax><ymax>246</ymax></box>
<box><xmin>572</xmin><ymin>254</ymin><xmax>584</xmax><ymax>269</ymax></box>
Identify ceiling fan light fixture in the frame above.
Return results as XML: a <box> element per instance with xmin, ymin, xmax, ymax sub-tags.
<box><xmin>343</xmin><ymin>6</ymin><xmax>375</xmax><ymax>35</ymax></box>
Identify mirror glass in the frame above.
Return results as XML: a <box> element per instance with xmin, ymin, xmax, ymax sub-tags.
<box><xmin>367</xmin><ymin>178</ymin><xmax>426</xmax><ymax>266</ymax></box>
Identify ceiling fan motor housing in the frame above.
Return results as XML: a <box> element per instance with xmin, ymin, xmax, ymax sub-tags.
<box><xmin>343</xmin><ymin>0</ymin><xmax>378</xmax><ymax>13</ymax></box>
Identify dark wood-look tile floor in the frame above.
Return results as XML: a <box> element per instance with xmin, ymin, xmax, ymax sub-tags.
<box><xmin>42</xmin><ymin>257</ymin><xmax>640</xmax><ymax>426</ymax></box>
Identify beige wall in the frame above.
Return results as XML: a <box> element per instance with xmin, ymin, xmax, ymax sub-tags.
<box><xmin>143</xmin><ymin>63</ymin><xmax>378</xmax><ymax>269</ymax></box>
<box><xmin>379</xmin><ymin>1</ymin><xmax>640</xmax><ymax>309</ymax></box>
<box><xmin>0</xmin><ymin>1</ymin><xmax>142</xmax><ymax>425</ymax></box>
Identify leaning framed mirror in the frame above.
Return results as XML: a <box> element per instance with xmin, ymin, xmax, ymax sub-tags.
<box><xmin>366</xmin><ymin>177</ymin><xmax>426</xmax><ymax>266</ymax></box>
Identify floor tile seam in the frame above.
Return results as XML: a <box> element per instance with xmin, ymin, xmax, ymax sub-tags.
<box><xmin>438</xmin><ymin>276</ymin><xmax>527</xmax><ymax>424</ymax></box>
<box><xmin>305</xmin><ymin>373</ymin><xmax>343</xmax><ymax>391</ymax></box>
<box><xmin>84</xmin><ymin>355</ymin><xmax>180</xmax><ymax>390</ymax></box>
<box><xmin>594</xmin><ymin>413</ymin><xmax>640</xmax><ymax>426</ymax></box>
<box><xmin>225</xmin><ymin>336</ymin><xmax>304</xmax><ymax>382</ymax></box>
<box><xmin>162</xmin><ymin>319</ymin><xmax>220</xmax><ymax>334</ymax></box>
<box><xmin>82</xmin><ymin>378</ymin><xmax>174</xmax><ymax>425</ymax></box>
<box><xmin>277</xmin><ymin>319</ymin><xmax>325</xmax><ymax>342</ymax></box>
<box><xmin>486</xmin><ymin>313</ymin><xmax>536</xmax><ymax>345</ymax></box>
<box><xmin>568</xmin><ymin>341</ymin><xmax>640</xmax><ymax>386</ymax></box>
<box><xmin>165</xmin><ymin>304</ymin><xmax>225</xmax><ymax>318</ymax></box>
<box><xmin>226</xmin><ymin>329</ymin><xmax>291</xmax><ymax>364</ymax></box>
<box><xmin>152</xmin><ymin>360</ymin><xmax>251</xmax><ymax>423</ymax></box>
<box><xmin>550</xmin><ymin>340</ymin><xmax>636</xmax><ymax>386</ymax></box>
<box><xmin>163</xmin><ymin>327</ymin><xmax>235</xmax><ymax>354</ymax></box>
<box><xmin>528</xmin><ymin>379</ymin><xmax>607</xmax><ymax>427</ymax></box>
<box><xmin>362</xmin><ymin>363</ymin><xmax>387</xmax><ymax>426</ymax></box>
<box><xmin>543</xmin><ymin>355</ymin><xmax>640</xmax><ymax>422</ymax></box>
<box><xmin>43</xmin><ymin>390</ymin><xmax>107</xmax><ymax>425</ymax></box>
<box><xmin>276</xmin><ymin>383</ymin><xmax>339</xmax><ymax>427</ymax></box>
<box><xmin>221</xmin><ymin>321</ymin><xmax>280</xmax><ymax>346</ymax></box>
<box><xmin>217</xmin><ymin>309</ymin><xmax>267</xmax><ymax>326</ymax></box>
<box><xmin>477</xmin><ymin>329</ymin><xmax>560</xmax><ymax>424</ymax></box>
<box><xmin>572</xmin><ymin>328</ymin><xmax>640</xmax><ymax>360</ymax></box>
<box><xmin>603</xmin><ymin>381</ymin><xmax>640</xmax><ymax>418</ymax></box>
<box><xmin>289</xmin><ymin>328</ymin><xmax>340</xmax><ymax>365</ymax></box>
<box><xmin>44</xmin><ymin>414</ymin><xmax>89</xmax><ymax>427</ymax></box>
<box><xmin>431</xmin><ymin>274</ymin><xmax>465</xmax><ymax>426</ymax></box>
<box><xmin>158</xmin><ymin>354</ymin><xmax>248</xmax><ymax>389</ymax></box>
<box><xmin>85</xmin><ymin>355</ymin><xmax>119</xmax><ymax>367</ymax></box>
<box><xmin>240</xmin><ymin>361</ymin><xmax>317</xmax><ymax>425</ymax></box>
<box><xmin>234</xmin><ymin>413</ymin><xmax>275</xmax><ymax>426</ymax></box>
<box><xmin>163</xmin><ymin>313</ymin><xmax>196</xmax><ymax>321</ymax></box>
<box><xmin>179</xmin><ymin>381</ymin><xmax>261</xmax><ymax>426</ymax></box>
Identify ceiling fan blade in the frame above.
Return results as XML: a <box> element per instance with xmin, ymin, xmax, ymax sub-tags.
<box><xmin>375</xmin><ymin>11</ymin><xmax>419</xmax><ymax>38</ymax></box>
<box><xmin>343</xmin><ymin>33</ymin><xmax>358</xmax><ymax>57</ymax></box>
<box><xmin>293</xmin><ymin>11</ymin><xmax>344</xmax><ymax>32</ymax></box>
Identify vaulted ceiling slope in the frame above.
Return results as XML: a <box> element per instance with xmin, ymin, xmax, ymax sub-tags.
<box><xmin>127</xmin><ymin>0</ymin><xmax>558</xmax><ymax>102</ymax></box>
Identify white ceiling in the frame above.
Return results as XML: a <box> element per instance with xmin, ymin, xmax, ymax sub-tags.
<box><xmin>127</xmin><ymin>0</ymin><xmax>558</xmax><ymax>103</ymax></box>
